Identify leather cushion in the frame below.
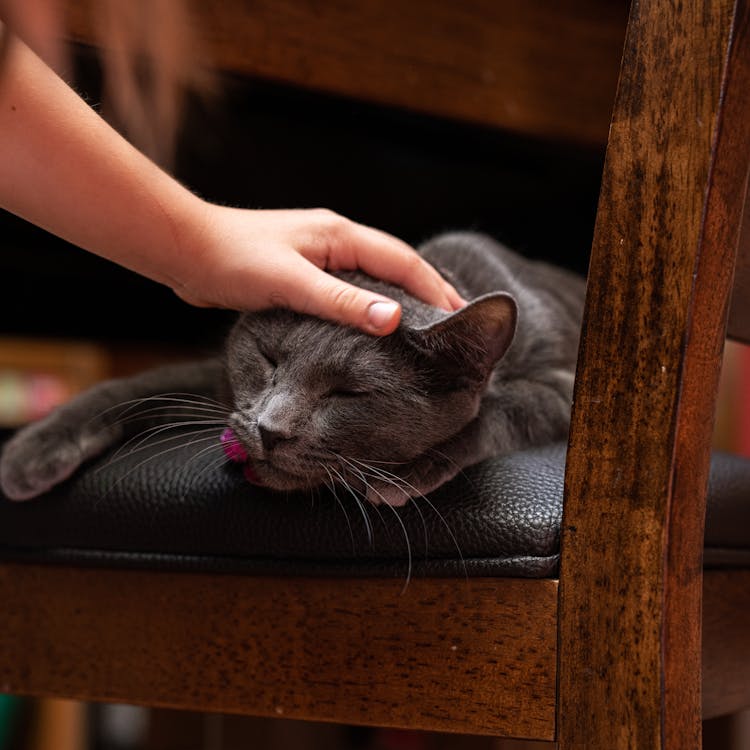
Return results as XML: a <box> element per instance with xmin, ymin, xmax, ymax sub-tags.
<box><xmin>0</xmin><ymin>433</ymin><xmax>748</xmax><ymax>578</ymax></box>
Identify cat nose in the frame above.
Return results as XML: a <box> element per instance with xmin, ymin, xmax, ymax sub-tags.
<box><xmin>258</xmin><ymin>421</ymin><xmax>290</xmax><ymax>452</ymax></box>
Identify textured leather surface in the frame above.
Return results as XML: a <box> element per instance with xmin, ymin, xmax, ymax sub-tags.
<box><xmin>1</xmin><ymin>432</ymin><xmax>748</xmax><ymax>577</ymax></box>
<box><xmin>704</xmin><ymin>450</ymin><xmax>750</xmax><ymax>567</ymax></box>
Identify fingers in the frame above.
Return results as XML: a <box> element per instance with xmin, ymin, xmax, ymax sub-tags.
<box><xmin>276</xmin><ymin>255</ymin><xmax>404</xmax><ymax>335</ymax></box>
<box><xmin>306</xmin><ymin>271</ymin><xmax>404</xmax><ymax>336</ymax></box>
<box><xmin>308</xmin><ymin>215</ymin><xmax>466</xmax><ymax>312</ymax></box>
<box><xmin>348</xmin><ymin>224</ymin><xmax>466</xmax><ymax>311</ymax></box>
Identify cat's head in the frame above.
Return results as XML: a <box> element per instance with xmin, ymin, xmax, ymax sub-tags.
<box><xmin>223</xmin><ymin>292</ymin><xmax>516</xmax><ymax>493</ymax></box>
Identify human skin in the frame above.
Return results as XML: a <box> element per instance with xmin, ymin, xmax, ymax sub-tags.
<box><xmin>0</xmin><ymin>28</ymin><xmax>464</xmax><ymax>335</ymax></box>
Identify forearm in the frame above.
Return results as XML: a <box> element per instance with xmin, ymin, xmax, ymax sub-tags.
<box><xmin>0</xmin><ymin>32</ymin><xmax>205</xmax><ymax>289</ymax></box>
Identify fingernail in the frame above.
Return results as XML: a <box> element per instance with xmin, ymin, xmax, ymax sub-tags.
<box><xmin>367</xmin><ymin>300</ymin><xmax>400</xmax><ymax>330</ymax></box>
<box><xmin>446</xmin><ymin>285</ymin><xmax>468</xmax><ymax>310</ymax></box>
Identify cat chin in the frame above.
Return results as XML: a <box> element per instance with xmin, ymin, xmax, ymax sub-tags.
<box><xmin>250</xmin><ymin>460</ymin><xmax>323</xmax><ymax>491</ymax></box>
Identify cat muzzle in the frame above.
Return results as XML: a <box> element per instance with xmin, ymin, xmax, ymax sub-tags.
<box><xmin>220</xmin><ymin>427</ymin><xmax>262</xmax><ymax>484</ymax></box>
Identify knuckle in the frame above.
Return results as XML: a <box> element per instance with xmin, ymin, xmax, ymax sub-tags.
<box><xmin>400</xmin><ymin>252</ymin><xmax>431</xmax><ymax>287</ymax></box>
<box><xmin>316</xmin><ymin>209</ymin><xmax>349</xmax><ymax>238</ymax></box>
<box><xmin>326</xmin><ymin>283</ymin><xmax>361</xmax><ymax>314</ymax></box>
<box><xmin>312</xmin><ymin>207</ymin><xmax>340</xmax><ymax>227</ymax></box>
<box><xmin>310</xmin><ymin>211</ymin><xmax>353</xmax><ymax>268</ymax></box>
<box><xmin>404</xmin><ymin>252</ymin><xmax>425</xmax><ymax>274</ymax></box>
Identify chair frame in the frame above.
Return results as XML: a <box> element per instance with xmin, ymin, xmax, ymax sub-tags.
<box><xmin>2</xmin><ymin>0</ymin><xmax>750</xmax><ymax>747</ymax></box>
<box><xmin>558</xmin><ymin>0</ymin><xmax>750</xmax><ymax>745</ymax></box>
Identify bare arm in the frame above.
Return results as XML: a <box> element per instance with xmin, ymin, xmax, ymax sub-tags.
<box><xmin>0</xmin><ymin>30</ymin><xmax>463</xmax><ymax>334</ymax></box>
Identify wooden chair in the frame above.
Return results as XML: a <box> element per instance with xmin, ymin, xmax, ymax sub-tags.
<box><xmin>2</xmin><ymin>0</ymin><xmax>750</xmax><ymax>747</ymax></box>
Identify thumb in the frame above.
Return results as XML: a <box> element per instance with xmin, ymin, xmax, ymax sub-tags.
<box><xmin>305</xmin><ymin>269</ymin><xmax>402</xmax><ymax>335</ymax></box>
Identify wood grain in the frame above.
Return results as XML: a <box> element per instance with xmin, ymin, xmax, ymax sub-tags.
<box><xmin>65</xmin><ymin>0</ymin><xmax>628</xmax><ymax>146</ymax></box>
<box><xmin>0</xmin><ymin>564</ymin><xmax>558</xmax><ymax>740</ymax></box>
<box><xmin>557</xmin><ymin>0</ymin><xmax>750</xmax><ymax>747</ymax></box>
<box><xmin>728</xmin><ymin>202</ymin><xmax>750</xmax><ymax>343</ymax></box>
<box><xmin>663</xmin><ymin>1</ymin><xmax>750</xmax><ymax>745</ymax></box>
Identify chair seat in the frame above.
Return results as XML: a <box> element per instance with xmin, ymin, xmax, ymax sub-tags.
<box><xmin>1</xmin><ymin>432</ymin><xmax>749</xmax><ymax>577</ymax></box>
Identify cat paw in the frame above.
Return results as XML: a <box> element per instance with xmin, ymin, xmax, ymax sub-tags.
<box><xmin>366</xmin><ymin>482</ymin><xmax>412</xmax><ymax>507</ymax></box>
<box><xmin>363</xmin><ymin>458</ymin><xmax>460</xmax><ymax>507</ymax></box>
<box><xmin>0</xmin><ymin>429</ymin><xmax>84</xmax><ymax>501</ymax></box>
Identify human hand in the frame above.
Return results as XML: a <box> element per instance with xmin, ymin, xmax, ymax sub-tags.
<box><xmin>175</xmin><ymin>204</ymin><xmax>465</xmax><ymax>335</ymax></box>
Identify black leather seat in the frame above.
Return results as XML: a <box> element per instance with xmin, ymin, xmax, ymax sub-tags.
<box><xmin>2</xmin><ymin>432</ymin><xmax>748</xmax><ymax>578</ymax></box>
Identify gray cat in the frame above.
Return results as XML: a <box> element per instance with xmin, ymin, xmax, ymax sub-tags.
<box><xmin>0</xmin><ymin>232</ymin><xmax>585</xmax><ymax>506</ymax></box>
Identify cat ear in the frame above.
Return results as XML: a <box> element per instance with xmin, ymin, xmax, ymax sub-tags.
<box><xmin>406</xmin><ymin>292</ymin><xmax>517</xmax><ymax>383</ymax></box>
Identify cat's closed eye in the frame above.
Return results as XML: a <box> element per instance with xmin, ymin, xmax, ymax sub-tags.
<box><xmin>258</xmin><ymin>348</ymin><xmax>277</xmax><ymax>369</ymax></box>
<box><xmin>328</xmin><ymin>388</ymin><xmax>369</xmax><ymax>399</ymax></box>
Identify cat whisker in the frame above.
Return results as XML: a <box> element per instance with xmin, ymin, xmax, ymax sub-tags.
<box><xmin>93</xmin><ymin>391</ymin><xmax>225</xmax><ymax>415</ymax></box>
<box><xmin>411</xmin><ymin>493</ymin><xmax>468</xmax><ymax>583</ymax></box>
<box><xmin>118</xmin><ymin>396</ymin><xmax>228</xmax><ymax>413</ymax></box>
<box><xmin>393</xmin><ymin>484</ymin><xmax>466</xmax><ymax>581</ymax></box>
<box><xmin>330</xmin><ymin>454</ymin><xmax>391</xmax><ymax>543</ymax></box>
<box><xmin>425</xmin><ymin>447</ymin><xmax>475</xmax><ymax>490</ymax></box>
<box><xmin>331</xmin><ymin>455</ymin><xmax>375</xmax><ymax>505</ymax></box>
<box><xmin>111</xmin><ymin>414</ymin><xmax>225</xmax><ymax>450</ymax></box>
<box><xmin>185</xmin><ymin>447</ymin><xmax>234</xmax><ymax>494</ymax></box>
<box><xmin>347</xmin><ymin>456</ymin><xmax>409</xmax><ymax>467</ymax></box>
<box><xmin>322</xmin><ymin>465</ymin><xmax>356</xmax><ymax>554</ymax></box>
<box><xmin>115</xmin><ymin>429</ymin><xmax>221</xmax><ymax>467</ymax></box>
<box><xmin>178</xmin><ymin>437</ymin><xmax>247</xmax><ymax>502</ymax></box>
<box><xmin>86</xmin><ymin>392</ymin><xmax>228</xmax><ymax>429</ymax></box>
<box><xmin>376</xmin><ymin>494</ymin><xmax>413</xmax><ymax>594</ymax></box>
<box><xmin>107</xmin><ymin>421</ymin><xmax>224</xmax><ymax>464</ymax></box>
<box><xmin>109</xmin><ymin>404</ymin><xmax>228</xmax><ymax>428</ymax></box>
<box><xmin>334</xmin><ymin>456</ymin><xmax>412</xmax><ymax>591</ymax></box>
<box><xmin>97</xmin><ymin>431</ymin><xmax>222</xmax><ymax>503</ymax></box>
<box><xmin>101</xmin><ymin>426</ymin><xmax>221</xmax><ymax>473</ymax></box>
<box><xmin>142</xmin><ymin>391</ymin><xmax>228</xmax><ymax>409</ymax></box>
<box><xmin>349</xmin><ymin>458</ymin><xmax>466</xmax><ymax>581</ymax></box>
<box><xmin>354</xmin><ymin>461</ymin><xmax>430</xmax><ymax>558</ymax></box>
<box><xmin>345</xmin><ymin>457</ymin><xmax>416</xmax><ymax>506</ymax></box>
<box><xmin>327</xmin><ymin>463</ymin><xmax>373</xmax><ymax>547</ymax></box>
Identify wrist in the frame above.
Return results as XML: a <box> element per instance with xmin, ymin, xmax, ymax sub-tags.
<box><xmin>164</xmin><ymin>194</ymin><xmax>225</xmax><ymax>304</ymax></box>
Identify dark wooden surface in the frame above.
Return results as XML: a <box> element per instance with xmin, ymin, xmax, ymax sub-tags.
<box><xmin>665</xmin><ymin>0</ymin><xmax>750</xmax><ymax>744</ymax></box>
<box><xmin>558</xmin><ymin>0</ymin><xmax>750</xmax><ymax>748</ymax></box>
<box><xmin>66</xmin><ymin>0</ymin><xmax>628</xmax><ymax>146</ymax></box>
<box><xmin>728</xmin><ymin>202</ymin><xmax>750</xmax><ymax>343</ymax></box>
<box><xmin>0</xmin><ymin>564</ymin><xmax>558</xmax><ymax>740</ymax></box>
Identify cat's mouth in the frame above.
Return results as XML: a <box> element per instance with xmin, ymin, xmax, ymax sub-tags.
<box><xmin>220</xmin><ymin>427</ymin><xmax>324</xmax><ymax>489</ymax></box>
<box><xmin>220</xmin><ymin>427</ymin><xmax>262</xmax><ymax>484</ymax></box>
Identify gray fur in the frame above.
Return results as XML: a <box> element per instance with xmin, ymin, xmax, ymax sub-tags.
<box><xmin>0</xmin><ymin>232</ymin><xmax>585</xmax><ymax>505</ymax></box>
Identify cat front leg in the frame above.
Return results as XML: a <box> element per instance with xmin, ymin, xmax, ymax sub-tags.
<box><xmin>0</xmin><ymin>359</ymin><xmax>223</xmax><ymax>501</ymax></box>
